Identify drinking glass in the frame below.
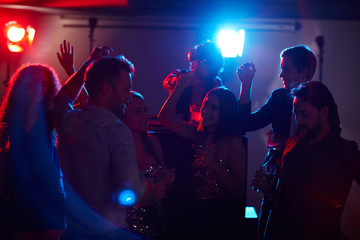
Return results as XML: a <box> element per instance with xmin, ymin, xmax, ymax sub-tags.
<box><xmin>260</xmin><ymin>165</ymin><xmax>276</xmax><ymax>193</ymax></box>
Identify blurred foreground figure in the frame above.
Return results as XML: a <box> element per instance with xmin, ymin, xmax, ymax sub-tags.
<box><xmin>0</xmin><ymin>64</ymin><xmax>66</xmax><ymax>240</ymax></box>
<box><xmin>264</xmin><ymin>81</ymin><xmax>360</xmax><ymax>240</ymax></box>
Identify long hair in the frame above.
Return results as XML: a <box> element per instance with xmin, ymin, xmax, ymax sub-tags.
<box><xmin>292</xmin><ymin>81</ymin><xmax>341</xmax><ymax>136</ymax></box>
<box><xmin>198</xmin><ymin>87</ymin><xmax>239</xmax><ymax>142</ymax></box>
<box><xmin>124</xmin><ymin>91</ymin><xmax>160</xmax><ymax>162</ymax></box>
<box><xmin>0</xmin><ymin>64</ymin><xmax>61</xmax><ymax>147</ymax></box>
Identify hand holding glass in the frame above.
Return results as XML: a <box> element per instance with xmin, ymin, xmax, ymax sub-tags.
<box><xmin>252</xmin><ymin>165</ymin><xmax>276</xmax><ymax>193</ymax></box>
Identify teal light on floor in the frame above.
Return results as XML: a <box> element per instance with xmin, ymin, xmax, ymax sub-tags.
<box><xmin>245</xmin><ymin>206</ymin><xmax>258</xmax><ymax>219</ymax></box>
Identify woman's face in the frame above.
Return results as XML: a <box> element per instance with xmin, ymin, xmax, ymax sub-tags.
<box><xmin>200</xmin><ymin>93</ymin><xmax>220</xmax><ymax>130</ymax></box>
<box><xmin>123</xmin><ymin>96</ymin><xmax>149</xmax><ymax>132</ymax></box>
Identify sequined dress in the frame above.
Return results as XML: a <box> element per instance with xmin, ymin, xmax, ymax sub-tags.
<box><xmin>189</xmin><ymin>143</ymin><xmax>243</xmax><ymax>238</ymax></box>
<box><xmin>191</xmin><ymin>143</ymin><xmax>230</xmax><ymax>200</ymax></box>
<box><xmin>126</xmin><ymin>162</ymin><xmax>167</xmax><ymax>239</ymax></box>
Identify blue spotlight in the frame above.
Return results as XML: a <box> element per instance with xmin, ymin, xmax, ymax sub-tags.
<box><xmin>118</xmin><ymin>189</ymin><xmax>136</xmax><ymax>206</ymax></box>
<box><xmin>217</xmin><ymin>29</ymin><xmax>245</xmax><ymax>58</ymax></box>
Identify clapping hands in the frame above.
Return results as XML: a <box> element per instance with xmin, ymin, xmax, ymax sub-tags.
<box><xmin>237</xmin><ymin>61</ymin><xmax>256</xmax><ymax>86</ymax></box>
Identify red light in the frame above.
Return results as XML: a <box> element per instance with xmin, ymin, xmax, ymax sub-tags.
<box><xmin>5</xmin><ymin>21</ymin><xmax>35</xmax><ymax>53</ymax></box>
<box><xmin>7</xmin><ymin>44</ymin><xmax>24</xmax><ymax>53</ymax></box>
<box><xmin>7</xmin><ymin>26</ymin><xmax>25</xmax><ymax>42</ymax></box>
<box><xmin>27</xmin><ymin>27</ymin><xmax>35</xmax><ymax>45</ymax></box>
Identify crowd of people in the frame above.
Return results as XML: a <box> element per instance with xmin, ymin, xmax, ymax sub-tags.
<box><xmin>0</xmin><ymin>39</ymin><xmax>359</xmax><ymax>240</ymax></box>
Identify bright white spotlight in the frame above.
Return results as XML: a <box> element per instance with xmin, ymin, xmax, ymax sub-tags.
<box><xmin>217</xmin><ymin>29</ymin><xmax>245</xmax><ymax>58</ymax></box>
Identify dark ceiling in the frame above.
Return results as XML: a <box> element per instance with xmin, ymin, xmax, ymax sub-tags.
<box><xmin>1</xmin><ymin>0</ymin><xmax>360</xmax><ymax>20</ymax></box>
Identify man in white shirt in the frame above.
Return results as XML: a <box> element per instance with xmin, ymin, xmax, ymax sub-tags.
<box><xmin>54</xmin><ymin>47</ymin><xmax>165</xmax><ymax>240</ymax></box>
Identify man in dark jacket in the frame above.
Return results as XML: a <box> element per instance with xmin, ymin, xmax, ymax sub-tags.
<box><xmin>264</xmin><ymin>81</ymin><xmax>360</xmax><ymax>240</ymax></box>
<box><xmin>237</xmin><ymin>45</ymin><xmax>317</xmax><ymax>239</ymax></box>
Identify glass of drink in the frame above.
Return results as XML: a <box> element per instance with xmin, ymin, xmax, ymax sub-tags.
<box><xmin>260</xmin><ymin>165</ymin><xmax>276</xmax><ymax>191</ymax></box>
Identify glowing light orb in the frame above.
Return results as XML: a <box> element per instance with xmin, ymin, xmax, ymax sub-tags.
<box><xmin>7</xmin><ymin>26</ymin><xmax>26</xmax><ymax>43</ymax></box>
<box><xmin>118</xmin><ymin>189</ymin><xmax>136</xmax><ymax>206</ymax></box>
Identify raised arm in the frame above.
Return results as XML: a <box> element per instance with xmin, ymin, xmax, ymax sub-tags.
<box><xmin>57</xmin><ymin>40</ymin><xmax>90</xmax><ymax>108</ymax></box>
<box><xmin>57</xmin><ymin>40</ymin><xmax>76</xmax><ymax>77</ymax></box>
<box><xmin>157</xmin><ymin>71</ymin><xmax>201</xmax><ymax>143</ymax></box>
<box><xmin>57</xmin><ymin>46</ymin><xmax>113</xmax><ymax>103</ymax></box>
<box><xmin>162</xmin><ymin>69</ymin><xmax>189</xmax><ymax>93</ymax></box>
<box><xmin>237</xmin><ymin>61</ymin><xmax>256</xmax><ymax>104</ymax></box>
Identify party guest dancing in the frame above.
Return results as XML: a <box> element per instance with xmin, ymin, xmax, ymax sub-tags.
<box><xmin>123</xmin><ymin>91</ymin><xmax>175</xmax><ymax>239</ymax></box>
<box><xmin>238</xmin><ymin>45</ymin><xmax>317</xmax><ymax>240</ymax></box>
<box><xmin>158</xmin><ymin>75</ymin><xmax>246</xmax><ymax>239</ymax></box>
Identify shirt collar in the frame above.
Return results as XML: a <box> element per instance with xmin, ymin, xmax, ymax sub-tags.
<box><xmin>83</xmin><ymin>104</ymin><xmax>122</xmax><ymax>121</ymax></box>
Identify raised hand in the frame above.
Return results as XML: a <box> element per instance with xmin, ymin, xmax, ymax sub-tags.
<box><xmin>88</xmin><ymin>46</ymin><xmax>113</xmax><ymax>62</ymax></box>
<box><xmin>174</xmin><ymin>71</ymin><xmax>199</xmax><ymax>93</ymax></box>
<box><xmin>237</xmin><ymin>61</ymin><xmax>256</xmax><ymax>86</ymax></box>
<box><xmin>56</xmin><ymin>40</ymin><xmax>75</xmax><ymax>77</ymax></box>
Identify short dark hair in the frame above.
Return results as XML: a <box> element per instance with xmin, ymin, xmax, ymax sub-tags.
<box><xmin>188</xmin><ymin>40</ymin><xmax>224</xmax><ymax>75</ymax></box>
<box><xmin>281</xmin><ymin>45</ymin><xmax>317</xmax><ymax>81</ymax></box>
<box><xmin>198</xmin><ymin>87</ymin><xmax>239</xmax><ymax>141</ymax></box>
<box><xmin>85</xmin><ymin>56</ymin><xmax>135</xmax><ymax>99</ymax></box>
<box><xmin>292</xmin><ymin>81</ymin><xmax>341</xmax><ymax>136</ymax></box>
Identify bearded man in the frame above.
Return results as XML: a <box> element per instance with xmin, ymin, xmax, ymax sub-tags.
<box><xmin>264</xmin><ymin>81</ymin><xmax>360</xmax><ymax>240</ymax></box>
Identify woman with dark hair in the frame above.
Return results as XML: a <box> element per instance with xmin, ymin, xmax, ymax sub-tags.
<box><xmin>0</xmin><ymin>64</ymin><xmax>66</xmax><ymax>240</ymax></box>
<box><xmin>122</xmin><ymin>91</ymin><xmax>175</xmax><ymax>239</ymax></box>
<box><xmin>158</xmin><ymin>77</ymin><xmax>246</xmax><ymax>238</ymax></box>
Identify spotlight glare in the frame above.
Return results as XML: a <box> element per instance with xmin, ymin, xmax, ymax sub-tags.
<box><xmin>217</xmin><ymin>29</ymin><xmax>245</xmax><ymax>58</ymax></box>
<box><xmin>7</xmin><ymin>26</ymin><xmax>26</xmax><ymax>43</ymax></box>
<box><xmin>27</xmin><ymin>27</ymin><xmax>35</xmax><ymax>45</ymax></box>
<box><xmin>5</xmin><ymin>21</ymin><xmax>36</xmax><ymax>52</ymax></box>
<box><xmin>237</xmin><ymin>29</ymin><xmax>245</xmax><ymax>57</ymax></box>
<box><xmin>8</xmin><ymin>44</ymin><xmax>24</xmax><ymax>53</ymax></box>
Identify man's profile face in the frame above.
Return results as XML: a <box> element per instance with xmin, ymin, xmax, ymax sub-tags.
<box><xmin>293</xmin><ymin>96</ymin><xmax>322</xmax><ymax>142</ymax></box>
<box><xmin>108</xmin><ymin>70</ymin><xmax>132</xmax><ymax>118</ymax></box>
<box><xmin>280</xmin><ymin>57</ymin><xmax>307</xmax><ymax>90</ymax></box>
